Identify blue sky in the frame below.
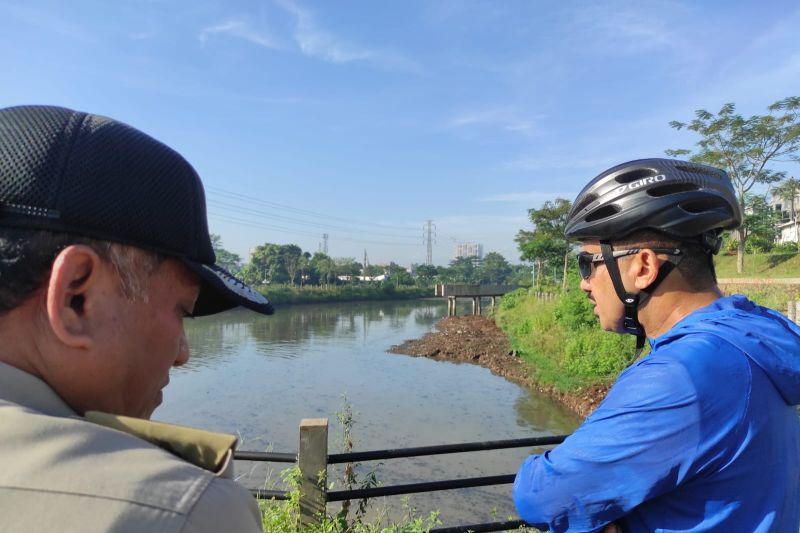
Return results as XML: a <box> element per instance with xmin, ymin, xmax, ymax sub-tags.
<box><xmin>2</xmin><ymin>0</ymin><xmax>799</xmax><ymax>266</ymax></box>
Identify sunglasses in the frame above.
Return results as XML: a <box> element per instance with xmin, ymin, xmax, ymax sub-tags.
<box><xmin>577</xmin><ymin>247</ymin><xmax>682</xmax><ymax>280</ymax></box>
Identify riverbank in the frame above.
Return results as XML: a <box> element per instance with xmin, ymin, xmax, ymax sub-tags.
<box><xmin>389</xmin><ymin>315</ymin><xmax>609</xmax><ymax>418</ymax></box>
<box><xmin>257</xmin><ymin>284</ymin><xmax>431</xmax><ymax>306</ymax></box>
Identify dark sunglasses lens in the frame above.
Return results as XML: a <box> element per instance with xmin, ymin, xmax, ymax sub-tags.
<box><xmin>577</xmin><ymin>253</ymin><xmax>593</xmax><ymax>279</ymax></box>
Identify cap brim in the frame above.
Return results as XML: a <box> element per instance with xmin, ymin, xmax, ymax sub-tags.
<box><xmin>183</xmin><ymin>261</ymin><xmax>274</xmax><ymax>317</ymax></box>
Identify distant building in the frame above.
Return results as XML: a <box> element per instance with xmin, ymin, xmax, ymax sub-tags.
<box><xmin>772</xmin><ymin>191</ymin><xmax>800</xmax><ymax>244</ymax></box>
<box><xmin>454</xmin><ymin>242</ymin><xmax>483</xmax><ymax>266</ymax></box>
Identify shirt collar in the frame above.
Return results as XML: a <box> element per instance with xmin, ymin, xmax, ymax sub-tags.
<box><xmin>0</xmin><ymin>360</ymin><xmax>76</xmax><ymax>417</ymax></box>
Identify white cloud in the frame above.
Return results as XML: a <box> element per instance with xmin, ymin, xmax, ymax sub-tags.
<box><xmin>274</xmin><ymin>0</ymin><xmax>419</xmax><ymax>70</ymax></box>
<box><xmin>567</xmin><ymin>0</ymin><xmax>690</xmax><ymax>55</ymax></box>
<box><xmin>447</xmin><ymin>108</ymin><xmax>541</xmax><ymax>136</ymax></box>
<box><xmin>198</xmin><ymin>18</ymin><xmax>282</xmax><ymax>49</ymax></box>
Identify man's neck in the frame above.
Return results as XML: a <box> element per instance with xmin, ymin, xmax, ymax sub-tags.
<box><xmin>640</xmin><ymin>285</ymin><xmax>723</xmax><ymax>339</ymax></box>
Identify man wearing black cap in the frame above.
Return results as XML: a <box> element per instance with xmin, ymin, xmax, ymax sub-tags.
<box><xmin>0</xmin><ymin>105</ymin><xmax>273</xmax><ymax>532</ymax></box>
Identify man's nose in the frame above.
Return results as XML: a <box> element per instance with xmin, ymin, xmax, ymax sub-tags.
<box><xmin>580</xmin><ymin>276</ymin><xmax>592</xmax><ymax>292</ymax></box>
<box><xmin>174</xmin><ymin>331</ymin><xmax>190</xmax><ymax>367</ymax></box>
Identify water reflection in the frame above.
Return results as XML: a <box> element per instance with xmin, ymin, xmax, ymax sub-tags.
<box><xmin>160</xmin><ymin>300</ymin><xmax>580</xmax><ymax>524</ymax></box>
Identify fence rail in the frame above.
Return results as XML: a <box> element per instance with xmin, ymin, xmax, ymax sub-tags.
<box><xmin>235</xmin><ymin>419</ymin><xmax>567</xmax><ymax>532</ymax></box>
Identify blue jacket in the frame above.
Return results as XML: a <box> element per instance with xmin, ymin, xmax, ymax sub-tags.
<box><xmin>513</xmin><ymin>295</ymin><xmax>800</xmax><ymax>532</ymax></box>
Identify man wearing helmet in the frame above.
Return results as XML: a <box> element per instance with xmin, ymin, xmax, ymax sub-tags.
<box><xmin>513</xmin><ymin>159</ymin><xmax>800</xmax><ymax>532</ymax></box>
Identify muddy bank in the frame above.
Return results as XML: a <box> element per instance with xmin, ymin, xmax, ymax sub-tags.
<box><xmin>388</xmin><ymin>316</ymin><xmax>609</xmax><ymax>418</ymax></box>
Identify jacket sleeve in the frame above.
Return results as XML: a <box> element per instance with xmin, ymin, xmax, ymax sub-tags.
<box><xmin>181</xmin><ymin>477</ymin><xmax>262</xmax><ymax>533</ymax></box>
<box><xmin>513</xmin><ymin>351</ymin><xmax>728</xmax><ymax>533</ymax></box>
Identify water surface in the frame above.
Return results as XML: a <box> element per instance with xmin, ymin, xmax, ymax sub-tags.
<box><xmin>156</xmin><ymin>300</ymin><xmax>581</xmax><ymax>525</ymax></box>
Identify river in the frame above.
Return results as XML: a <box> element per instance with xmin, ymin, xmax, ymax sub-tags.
<box><xmin>156</xmin><ymin>299</ymin><xmax>581</xmax><ymax>526</ymax></box>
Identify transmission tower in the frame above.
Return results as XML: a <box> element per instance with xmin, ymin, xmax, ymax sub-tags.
<box><xmin>322</xmin><ymin>233</ymin><xmax>329</xmax><ymax>255</ymax></box>
<box><xmin>423</xmin><ymin>220</ymin><xmax>436</xmax><ymax>265</ymax></box>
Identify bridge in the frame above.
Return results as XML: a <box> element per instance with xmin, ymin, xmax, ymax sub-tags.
<box><xmin>434</xmin><ymin>284</ymin><xmax>518</xmax><ymax>316</ymax></box>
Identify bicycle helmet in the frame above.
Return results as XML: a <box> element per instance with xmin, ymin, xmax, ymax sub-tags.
<box><xmin>566</xmin><ymin>158</ymin><xmax>742</xmax><ymax>354</ymax></box>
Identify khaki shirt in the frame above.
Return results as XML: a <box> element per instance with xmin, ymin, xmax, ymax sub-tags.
<box><xmin>0</xmin><ymin>362</ymin><xmax>262</xmax><ymax>533</ymax></box>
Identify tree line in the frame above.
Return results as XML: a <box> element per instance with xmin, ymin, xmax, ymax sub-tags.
<box><xmin>211</xmin><ymin>236</ymin><xmax>530</xmax><ymax>288</ymax></box>
<box><xmin>516</xmin><ymin>96</ymin><xmax>800</xmax><ymax>279</ymax></box>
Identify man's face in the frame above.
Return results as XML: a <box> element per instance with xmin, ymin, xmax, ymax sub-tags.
<box><xmin>90</xmin><ymin>258</ymin><xmax>200</xmax><ymax>419</ymax></box>
<box><xmin>578</xmin><ymin>241</ymin><xmax>627</xmax><ymax>333</ymax></box>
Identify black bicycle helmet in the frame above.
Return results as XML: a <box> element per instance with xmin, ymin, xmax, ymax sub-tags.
<box><xmin>566</xmin><ymin>158</ymin><xmax>742</xmax><ymax>356</ymax></box>
<box><xmin>565</xmin><ymin>158</ymin><xmax>741</xmax><ymax>250</ymax></box>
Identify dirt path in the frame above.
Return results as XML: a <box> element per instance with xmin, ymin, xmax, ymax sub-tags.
<box><xmin>388</xmin><ymin>315</ymin><xmax>609</xmax><ymax>418</ymax></box>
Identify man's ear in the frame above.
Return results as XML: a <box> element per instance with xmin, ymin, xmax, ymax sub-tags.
<box><xmin>45</xmin><ymin>245</ymin><xmax>107</xmax><ymax>349</ymax></box>
<box><xmin>630</xmin><ymin>249</ymin><xmax>662</xmax><ymax>291</ymax></box>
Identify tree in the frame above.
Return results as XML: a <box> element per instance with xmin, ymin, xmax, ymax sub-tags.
<box><xmin>282</xmin><ymin>245</ymin><xmax>303</xmax><ymax>286</ymax></box>
<box><xmin>743</xmin><ymin>194</ymin><xmax>781</xmax><ymax>253</ymax></box>
<box><xmin>773</xmin><ymin>177</ymin><xmax>800</xmax><ymax>246</ymax></box>
<box><xmin>210</xmin><ymin>234</ymin><xmax>242</xmax><ymax>273</ymax></box>
<box><xmin>667</xmin><ymin>97</ymin><xmax>800</xmax><ymax>272</ymax></box>
<box><xmin>476</xmin><ymin>252</ymin><xmax>512</xmax><ymax>284</ymax></box>
<box><xmin>515</xmin><ymin>198</ymin><xmax>572</xmax><ymax>289</ymax></box>
<box><xmin>311</xmin><ymin>252</ymin><xmax>336</xmax><ymax>286</ymax></box>
<box><xmin>446</xmin><ymin>256</ymin><xmax>477</xmax><ymax>283</ymax></box>
<box><xmin>413</xmin><ymin>264</ymin><xmax>438</xmax><ymax>287</ymax></box>
<box><xmin>334</xmin><ymin>257</ymin><xmax>361</xmax><ymax>282</ymax></box>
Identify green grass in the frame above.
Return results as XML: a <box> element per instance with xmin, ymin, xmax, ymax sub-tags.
<box><xmin>495</xmin><ymin>289</ymin><xmax>638</xmax><ymax>392</ymax></box>
<box><xmin>714</xmin><ymin>251</ymin><xmax>800</xmax><ymax>278</ymax></box>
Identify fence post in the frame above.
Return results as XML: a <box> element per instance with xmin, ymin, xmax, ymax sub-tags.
<box><xmin>298</xmin><ymin>418</ymin><xmax>328</xmax><ymax>527</ymax></box>
<box><xmin>790</xmin><ymin>291</ymin><xmax>798</xmax><ymax>324</ymax></box>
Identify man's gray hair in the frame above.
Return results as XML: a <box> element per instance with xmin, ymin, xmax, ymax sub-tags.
<box><xmin>0</xmin><ymin>229</ymin><xmax>164</xmax><ymax>314</ymax></box>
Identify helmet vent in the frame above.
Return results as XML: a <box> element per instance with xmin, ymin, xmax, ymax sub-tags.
<box><xmin>675</xmin><ymin>163</ymin><xmax>722</xmax><ymax>179</ymax></box>
<box><xmin>680</xmin><ymin>197</ymin><xmax>729</xmax><ymax>213</ymax></box>
<box><xmin>572</xmin><ymin>193</ymin><xmax>597</xmax><ymax>215</ymax></box>
<box><xmin>647</xmin><ymin>183</ymin><xmax>699</xmax><ymax>197</ymax></box>
<box><xmin>615</xmin><ymin>168</ymin><xmax>657</xmax><ymax>184</ymax></box>
<box><xmin>585</xmin><ymin>204</ymin><xmax>620</xmax><ymax>222</ymax></box>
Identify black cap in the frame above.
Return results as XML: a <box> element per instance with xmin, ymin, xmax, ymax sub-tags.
<box><xmin>0</xmin><ymin>105</ymin><xmax>273</xmax><ymax>316</ymax></box>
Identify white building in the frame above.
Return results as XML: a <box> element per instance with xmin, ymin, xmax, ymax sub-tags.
<box><xmin>772</xmin><ymin>191</ymin><xmax>800</xmax><ymax>244</ymax></box>
<box><xmin>455</xmin><ymin>242</ymin><xmax>483</xmax><ymax>260</ymax></box>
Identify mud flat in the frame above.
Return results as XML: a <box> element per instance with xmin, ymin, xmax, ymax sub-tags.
<box><xmin>388</xmin><ymin>315</ymin><xmax>609</xmax><ymax>418</ymax></box>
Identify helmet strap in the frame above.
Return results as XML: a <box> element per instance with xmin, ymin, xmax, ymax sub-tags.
<box><xmin>599</xmin><ymin>241</ymin><xmax>685</xmax><ymax>358</ymax></box>
<box><xmin>600</xmin><ymin>241</ymin><xmax>643</xmax><ymax>338</ymax></box>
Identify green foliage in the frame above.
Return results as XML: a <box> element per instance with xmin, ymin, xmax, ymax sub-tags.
<box><xmin>496</xmin><ymin>289</ymin><xmax>637</xmax><ymax>390</ymax></box>
<box><xmin>257</xmin><ymin>398</ymin><xmax>443</xmax><ymax>533</ymax></box>
<box><xmin>258</xmin><ymin>285</ymin><xmax>429</xmax><ymax>306</ymax></box>
<box><xmin>563</xmin><ymin>331</ymin><xmax>636</xmax><ymax>378</ymax></box>
<box><xmin>476</xmin><ymin>252</ymin><xmax>512</xmax><ymax>284</ymax></box>
<box><xmin>552</xmin><ymin>289</ymin><xmax>596</xmax><ymax>330</ymax></box>
<box><xmin>743</xmin><ymin>194</ymin><xmax>781</xmax><ymax>253</ymax></box>
<box><xmin>515</xmin><ymin>198</ymin><xmax>572</xmax><ymax>288</ymax></box>
<box><xmin>210</xmin><ymin>234</ymin><xmax>243</xmax><ymax>273</ymax></box>
<box><xmin>257</xmin><ymin>466</ymin><xmax>441</xmax><ymax>533</ymax></box>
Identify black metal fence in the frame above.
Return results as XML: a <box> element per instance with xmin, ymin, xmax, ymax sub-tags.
<box><xmin>234</xmin><ymin>418</ymin><xmax>567</xmax><ymax>532</ymax></box>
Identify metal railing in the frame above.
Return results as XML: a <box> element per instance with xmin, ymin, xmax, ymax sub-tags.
<box><xmin>234</xmin><ymin>418</ymin><xmax>567</xmax><ymax>532</ymax></box>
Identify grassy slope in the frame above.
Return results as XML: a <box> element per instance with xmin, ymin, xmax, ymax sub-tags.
<box><xmin>714</xmin><ymin>252</ymin><xmax>800</xmax><ymax>278</ymax></box>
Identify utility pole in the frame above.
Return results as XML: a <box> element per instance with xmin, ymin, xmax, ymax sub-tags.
<box><xmin>423</xmin><ymin>220</ymin><xmax>436</xmax><ymax>265</ymax></box>
<box><xmin>322</xmin><ymin>233</ymin><xmax>329</xmax><ymax>255</ymax></box>
<box><xmin>363</xmin><ymin>249</ymin><xmax>368</xmax><ymax>272</ymax></box>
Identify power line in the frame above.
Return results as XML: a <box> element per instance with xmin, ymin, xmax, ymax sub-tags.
<box><xmin>207</xmin><ymin>198</ymin><xmax>420</xmax><ymax>240</ymax></box>
<box><xmin>207</xmin><ymin>211</ymin><xmax>420</xmax><ymax>247</ymax></box>
<box><xmin>206</xmin><ymin>186</ymin><xmax>420</xmax><ymax>234</ymax></box>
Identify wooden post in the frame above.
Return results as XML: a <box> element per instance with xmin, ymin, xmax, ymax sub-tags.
<box><xmin>491</xmin><ymin>296</ymin><xmax>496</xmax><ymax>309</ymax></box>
<box><xmin>452</xmin><ymin>297</ymin><xmax>457</xmax><ymax>316</ymax></box>
<box><xmin>789</xmin><ymin>291</ymin><xmax>797</xmax><ymax>323</ymax></box>
<box><xmin>298</xmin><ymin>418</ymin><xmax>328</xmax><ymax>527</ymax></box>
